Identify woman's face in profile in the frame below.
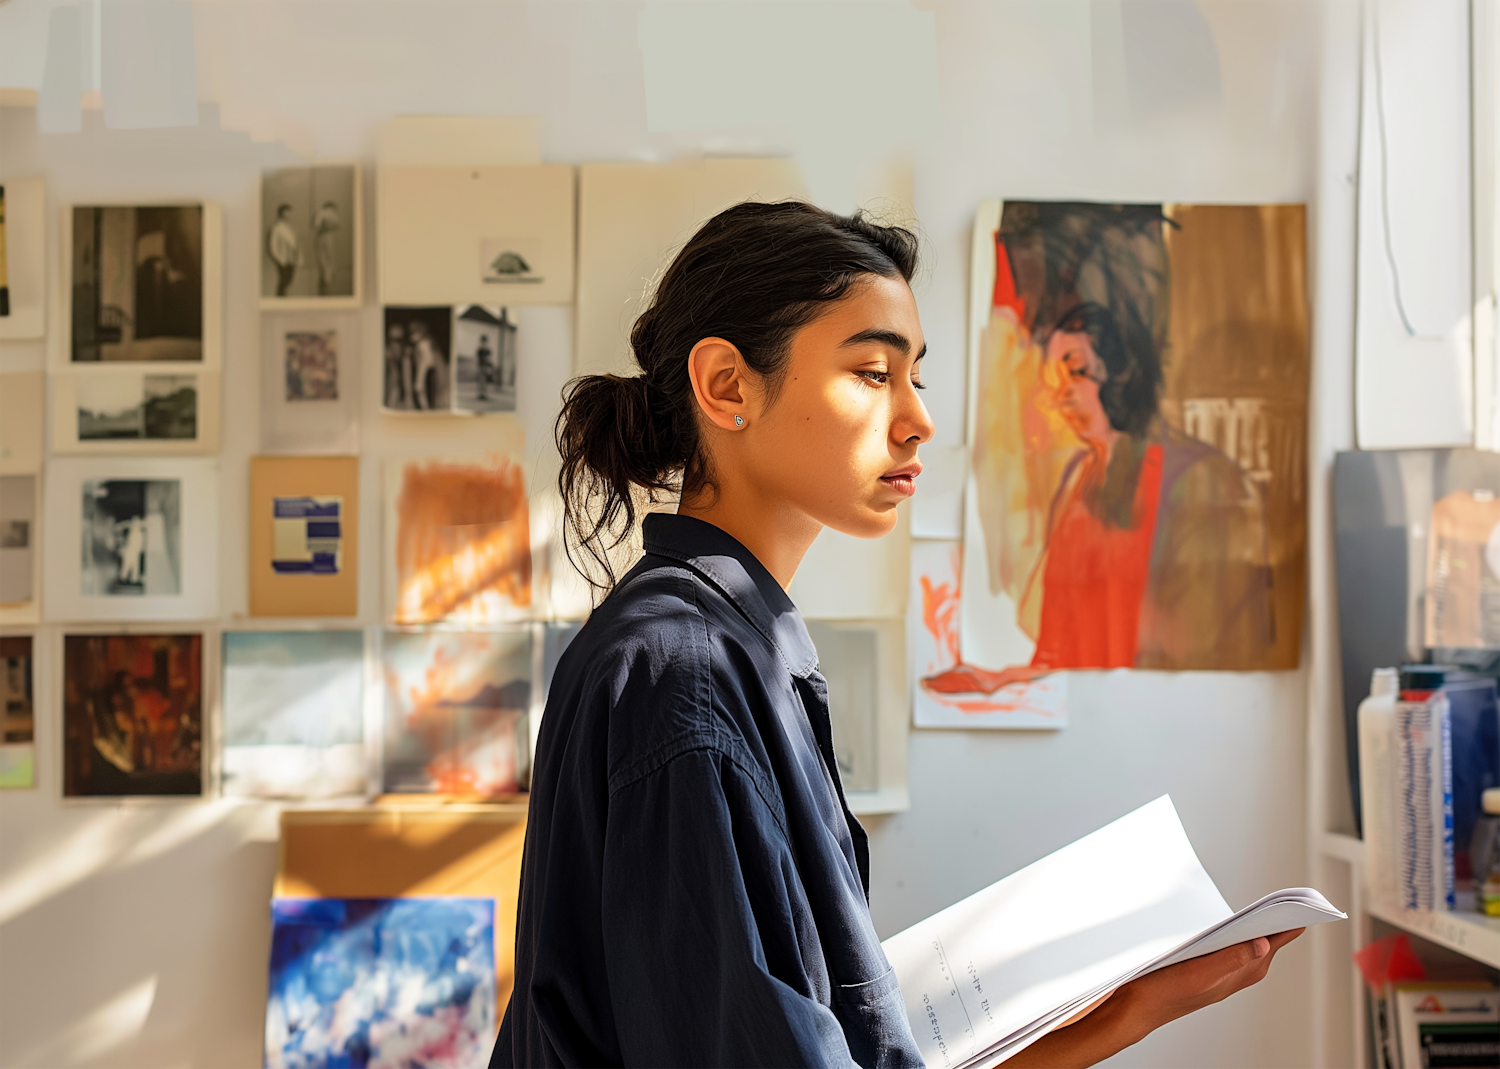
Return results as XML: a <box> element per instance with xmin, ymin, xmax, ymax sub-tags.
<box><xmin>1045</xmin><ymin>329</ymin><xmax>1112</xmax><ymax>442</ymax></box>
<box><xmin>741</xmin><ymin>275</ymin><xmax>934</xmax><ymax>540</ymax></box>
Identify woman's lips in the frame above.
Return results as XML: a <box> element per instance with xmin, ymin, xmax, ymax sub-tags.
<box><xmin>880</xmin><ymin>468</ymin><xmax>920</xmax><ymax>497</ymax></box>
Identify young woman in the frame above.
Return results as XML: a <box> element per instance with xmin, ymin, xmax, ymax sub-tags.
<box><xmin>492</xmin><ymin>202</ymin><xmax>1301</xmax><ymax>1068</ymax></box>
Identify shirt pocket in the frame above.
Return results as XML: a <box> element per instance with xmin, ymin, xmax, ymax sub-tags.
<box><xmin>834</xmin><ymin>967</ymin><xmax>920</xmax><ymax>1068</ymax></box>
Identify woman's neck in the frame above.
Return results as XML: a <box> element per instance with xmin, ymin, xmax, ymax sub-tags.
<box><xmin>677</xmin><ymin>483</ymin><xmax>822</xmax><ymax>591</ymax></box>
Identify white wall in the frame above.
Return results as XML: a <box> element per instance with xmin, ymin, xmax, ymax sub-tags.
<box><xmin>0</xmin><ymin>3</ymin><xmax>1354</xmax><ymax>1066</ymax></box>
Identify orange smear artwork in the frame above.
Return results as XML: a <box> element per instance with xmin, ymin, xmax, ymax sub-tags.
<box><xmin>394</xmin><ymin>457</ymin><xmax>531</xmax><ymax>624</ymax></box>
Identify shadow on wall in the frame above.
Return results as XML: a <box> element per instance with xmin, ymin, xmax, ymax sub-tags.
<box><xmin>0</xmin><ymin>806</ymin><xmax>277</xmax><ymax>1068</ymax></box>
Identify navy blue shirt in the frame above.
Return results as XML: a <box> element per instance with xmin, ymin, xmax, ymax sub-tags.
<box><xmin>492</xmin><ymin>513</ymin><xmax>923</xmax><ymax>1068</ymax></box>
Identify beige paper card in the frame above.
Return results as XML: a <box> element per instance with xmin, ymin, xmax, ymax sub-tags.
<box><xmin>250</xmin><ymin>456</ymin><xmax>359</xmax><ymax>617</ymax></box>
<box><xmin>0</xmin><ymin>371</ymin><xmax>43</xmax><ymax>472</ymax></box>
<box><xmin>377</xmin><ymin>165</ymin><xmax>574</xmax><ymax>306</ymax></box>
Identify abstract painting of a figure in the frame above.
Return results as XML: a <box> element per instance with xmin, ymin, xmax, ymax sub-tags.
<box><xmin>929</xmin><ymin>202</ymin><xmax>1307</xmax><ymax>700</ymax></box>
<box><xmin>264</xmin><ymin>896</ymin><xmax>495</xmax><ymax>1069</ymax></box>
<box><xmin>63</xmin><ymin>633</ymin><xmax>202</xmax><ymax>796</ymax></box>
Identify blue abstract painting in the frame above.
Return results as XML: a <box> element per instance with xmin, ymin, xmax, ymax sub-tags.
<box><xmin>265</xmin><ymin>897</ymin><xmax>495</xmax><ymax>1069</ymax></box>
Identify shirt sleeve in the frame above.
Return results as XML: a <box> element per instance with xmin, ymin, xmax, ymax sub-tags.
<box><xmin>600</xmin><ymin>746</ymin><xmax>856</xmax><ymax>1068</ymax></box>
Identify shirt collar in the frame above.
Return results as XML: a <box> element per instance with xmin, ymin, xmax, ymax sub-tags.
<box><xmin>641</xmin><ymin>513</ymin><xmax>819</xmax><ymax>678</ymax></box>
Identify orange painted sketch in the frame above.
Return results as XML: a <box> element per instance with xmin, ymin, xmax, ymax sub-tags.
<box><xmin>392</xmin><ymin>456</ymin><xmax>531</xmax><ymax>624</ymax></box>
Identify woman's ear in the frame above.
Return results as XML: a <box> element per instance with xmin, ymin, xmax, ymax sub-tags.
<box><xmin>687</xmin><ymin>337</ymin><xmax>752</xmax><ymax>431</ymax></box>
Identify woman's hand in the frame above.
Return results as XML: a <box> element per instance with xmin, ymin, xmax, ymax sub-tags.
<box><xmin>1000</xmin><ymin>928</ymin><xmax>1305</xmax><ymax>1068</ymax></box>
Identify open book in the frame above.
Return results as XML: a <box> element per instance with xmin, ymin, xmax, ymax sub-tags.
<box><xmin>881</xmin><ymin>796</ymin><xmax>1345</xmax><ymax>1068</ymax></box>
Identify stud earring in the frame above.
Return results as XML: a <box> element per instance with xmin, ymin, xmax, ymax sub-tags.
<box><xmin>734</xmin><ymin>415</ymin><xmax>744</xmax><ymax>427</ymax></box>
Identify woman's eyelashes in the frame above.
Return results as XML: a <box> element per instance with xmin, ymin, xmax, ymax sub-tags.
<box><xmin>856</xmin><ymin>368</ymin><xmax>926</xmax><ymax>390</ymax></box>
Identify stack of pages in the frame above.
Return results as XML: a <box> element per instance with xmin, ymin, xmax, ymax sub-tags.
<box><xmin>882</xmin><ymin>796</ymin><xmax>1345</xmax><ymax>1068</ymax></box>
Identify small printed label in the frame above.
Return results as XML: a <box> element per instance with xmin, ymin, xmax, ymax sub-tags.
<box><xmin>272</xmin><ymin>496</ymin><xmax>342</xmax><ymax>575</ymax></box>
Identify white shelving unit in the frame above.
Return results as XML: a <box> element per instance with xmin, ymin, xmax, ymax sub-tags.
<box><xmin>1366</xmin><ymin>899</ymin><xmax>1500</xmax><ymax>968</ymax></box>
<box><xmin>1323</xmin><ymin>829</ymin><xmax>1500</xmax><ymax>1067</ymax></box>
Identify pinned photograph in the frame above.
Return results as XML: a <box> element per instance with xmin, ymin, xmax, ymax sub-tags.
<box><xmin>385</xmin><ymin>455</ymin><xmax>531</xmax><ymax>625</ymax></box>
<box><xmin>63</xmin><ymin>632</ymin><xmax>203</xmax><ymax>797</ymax></box>
<box><xmin>76</xmin><ymin>372</ymin><xmax>197</xmax><ymax>440</ymax></box>
<box><xmin>223</xmin><ymin>630</ymin><xmax>365</xmax><ymax>799</ymax></box>
<box><xmin>51</xmin><ymin>368</ymin><xmax>218</xmax><ymax>456</ymax></box>
<box><xmin>283</xmin><ymin>328</ymin><xmax>338</xmax><ymax>400</ymax></box>
<box><xmin>250</xmin><ymin>456</ymin><xmax>359</xmax><ymax>617</ymax></box>
<box><xmin>383</xmin><ymin>628</ymin><xmax>533</xmax><ymax>796</ymax></box>
<box><xmin>45</xmin><ymin>458</ymin><xmax>218</xmax><ymax>622</ymax></box>
<box><xmin>260</xmin><ymin>164</ymin><xmax>360</xmax><ymax>307</ymax></box>
<box><xmin>266</xmin><ymin>897</ymin><xmax>495</xmax><ymax>1069</ymax></box>
<box><xmin>261</xmin><ymin>312</ymin><xmax>359</xmax><ymax>454</ymax></box>
<box><xmin>71</xmin><ymin>206</ymin><xmax>204</xmax><ymax>362</ymax></box>
<box><xmin>382</xmin><ymin>306</ymin><xmax>452</xmax><ymax>412</ymax></box>
<box><xmin>81</xmin><ymin>479</ymin><xmax>181</xmax><ymax>597</ymax></box>
<box><xmin>0</xmin><ymin>635</ymin><xmax>34</xmax><ymax>789</ymax></box>
<box><xmin>0</xmin><ymin>474</ymin><xmax>36</xmax><ymax>608</ymax></box>
<box><xmin>453</xmin><ymin>305</ymin><xmax>517</xmax><ymax>414</ymax></box>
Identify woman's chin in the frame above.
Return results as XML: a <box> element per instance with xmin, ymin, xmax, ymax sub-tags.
<box><xmin>824</xmin><ymin>505</ymin><xmax>901</xmax><ymax>540</ymax></box>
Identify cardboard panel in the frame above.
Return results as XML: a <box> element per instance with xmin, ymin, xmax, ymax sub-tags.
<box><xmin>249</xmin><ymin>455</ymin><xmax>359</xmax><ymax>617</ymax></box>
<box><xmin>276</xmin><ymin>805</ymin><xmax>528</xmax><ymax>1011</ymax></box>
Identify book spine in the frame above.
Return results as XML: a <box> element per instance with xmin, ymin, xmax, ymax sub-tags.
<box><xmin>1440</xmin><ymin>694</ymin><xmax>1456</xmax><ymax>911</ymax></box>
<box><xmin>1397</xmin><ymin>699</ymin><xmax>1436</xmax><ymax>911</ymax></box>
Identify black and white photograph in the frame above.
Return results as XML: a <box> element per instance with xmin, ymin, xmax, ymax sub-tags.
<box><xmin>382</xmin><ymin>306</ymin><xmax>451</xmax><ymax>412</ymax></box>
<box><xmin>453</xmin><ymin>305</ymin><xmax>517</xmax><ymax>414</ymax></box>
<box><xmin>71</xmin><ymin>206</ymin><xmax>204</xmax><ymax>362</ymax></box>
<box><xmin>81</xmin><ymin>479</ymin><xmax>181</xmax><ymax>597</ymax></box>
<box><xmin>261</xmin><ymin>165</ymin><xmax>359</xmax><ymax>305</ymax></box>
<box><xmin>0</xmin><ymin>474</ymin><xmax>35</xmax><ymax>606</ymax></box>
<box><xmin>76</xmin><ymin>373</ymin><xmax>198</xmax><ymax>441</ymax></box>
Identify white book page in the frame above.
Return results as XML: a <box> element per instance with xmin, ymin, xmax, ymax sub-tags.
<box><xmin>881</xmin><ymin>797</ymin><xmax>1231</xmax><ymax>1068</ymax></box>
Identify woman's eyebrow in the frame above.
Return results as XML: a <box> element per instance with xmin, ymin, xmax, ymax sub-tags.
<box><xmin>840</xmin><ymin>328</ymin><xmax>925</xmax><ymax>360</ymax></box>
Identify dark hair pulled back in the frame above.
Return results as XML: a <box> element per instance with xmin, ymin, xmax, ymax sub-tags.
<box><xmin>557</xmin><ymin>200</ymin><xmax>919</xmax><ymax>588</ymax></box>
